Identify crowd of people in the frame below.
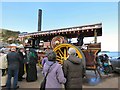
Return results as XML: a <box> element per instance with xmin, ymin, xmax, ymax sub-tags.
<box><xmin>0</xmin><ymin>46</ymin><xmax>84</xmax><ymax>90</ymax></box>
<box><xmin>0</xmin><ymin>46</ymin><xmax>38</xmax><ymax>90</ymax></box>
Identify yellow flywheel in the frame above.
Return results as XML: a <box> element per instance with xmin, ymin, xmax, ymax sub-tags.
<box><xmin>53</xmin><ymin>43</ymin><xmax>86</xmax><ymax>68</ymax></box>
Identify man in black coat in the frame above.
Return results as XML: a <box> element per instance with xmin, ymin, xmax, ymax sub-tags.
<box><xmin>6</xmin><ymin>47</ymin><xmax>21</xmax><ymax>89</ymax></box>
<box><xmin>63</xmin><ymin>48</ymin><xmax>83</xmax><ymax>90</ymax></box>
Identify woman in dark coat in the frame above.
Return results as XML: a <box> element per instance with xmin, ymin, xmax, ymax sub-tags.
<box><xmin>17</xmin><ymin>48</ymin><xmax>25</xmax><ymax>81</ymax></box>
<box><xmin>63</xmin><ymin>48</ymin><xmax>83</xmax><ymax>90</ymax></box>
<box><xmin>25</xmin><ymin>48</ymin><xmax>38</xmax><ymax>82</ymax></box>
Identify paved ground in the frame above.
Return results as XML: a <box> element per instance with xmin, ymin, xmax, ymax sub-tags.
<box><xmin>19</xmin><ymin>66</ymin><xmax>120</xmax><ymax>89</ymax></box>
<box><xmin>1</xmin><ymin>66</ymin><xmax>120</xmax><ymax>89</ymax></box>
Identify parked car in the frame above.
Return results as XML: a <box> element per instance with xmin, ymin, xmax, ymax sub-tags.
<box><xmin>110</xmin><ymin>57</ymin><xmax>120</xmax><ymax>74</ymax></box>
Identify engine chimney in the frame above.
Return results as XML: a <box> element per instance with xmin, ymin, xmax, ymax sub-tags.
<box><xmin>38</xmin><ymin>9</ymin><xmax>42</xmax><ymax>31</ymax></box>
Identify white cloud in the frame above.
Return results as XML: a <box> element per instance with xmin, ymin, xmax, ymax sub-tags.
<box><xmin>81</xmin><ymin>34</ymin><xmax>118</xmax><ymax>51</ymax></box>
<box><xmin>100</xmin><ymin>34</ymin><xmax>118</xmax><ymax>51</ymax></box>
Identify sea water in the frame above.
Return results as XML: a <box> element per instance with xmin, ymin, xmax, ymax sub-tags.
<box><xmin>98</xmin><ymin>51</ymin><xmax>120</xmax><ymax>59</ymax></box>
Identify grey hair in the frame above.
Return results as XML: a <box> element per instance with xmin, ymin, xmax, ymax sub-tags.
<box><xmin>68</xmin><ymin>48</ymin><xmax>76</xmax><ymax>56</ymax></box>
<box><xmin>47</xmin><ymin>50</ymin><xmax>56</xmax><ymax>61</ymax></box>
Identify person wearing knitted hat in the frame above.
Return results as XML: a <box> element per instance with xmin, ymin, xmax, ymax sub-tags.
<box><xmin>63</xmin><ymin>48</ymin><xmax>83</xmax><ymax>90</ymax></box>
<box><xmin>42</xmin><ymin>50</ymin><xmax>66</xmax><ymax>89</ymax></box>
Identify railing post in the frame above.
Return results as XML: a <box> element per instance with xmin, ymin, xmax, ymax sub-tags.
<box><xmin>94</xmin><ymin>29</ymin><xmax>97</xmax><ymax>43</ymax></box>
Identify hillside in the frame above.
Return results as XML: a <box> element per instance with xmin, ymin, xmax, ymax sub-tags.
<box><xmin>0</xmin><ymin>29</ymin><xmax>20</xmax><ymax>43</ymax></box>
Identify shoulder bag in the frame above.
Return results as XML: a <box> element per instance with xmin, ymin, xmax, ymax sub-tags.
<box><xmin>40</xmin><ymin>63</ymin><xmax>55</xmax><ymax>90</ymax></box>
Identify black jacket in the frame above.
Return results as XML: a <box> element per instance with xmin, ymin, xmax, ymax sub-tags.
<box><xmin>63</xmin><ymin>55</ymin><xmax>83</xmax><ymax>89</ymax></box>
<box><xmin>17</xmin><ymin>49</ymin><xmax>25</xmax><ymax>64</ymax></box>
<box><xmin>7</xmin><ymin>51</ymin><xmax>21</xmax><ymax>70</ymax></box>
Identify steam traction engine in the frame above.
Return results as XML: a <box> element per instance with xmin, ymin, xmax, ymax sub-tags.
<box><xmin>19</xmin><ymin>23</ymin><xmax>102</xmax><ymax>77</ymax></box>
